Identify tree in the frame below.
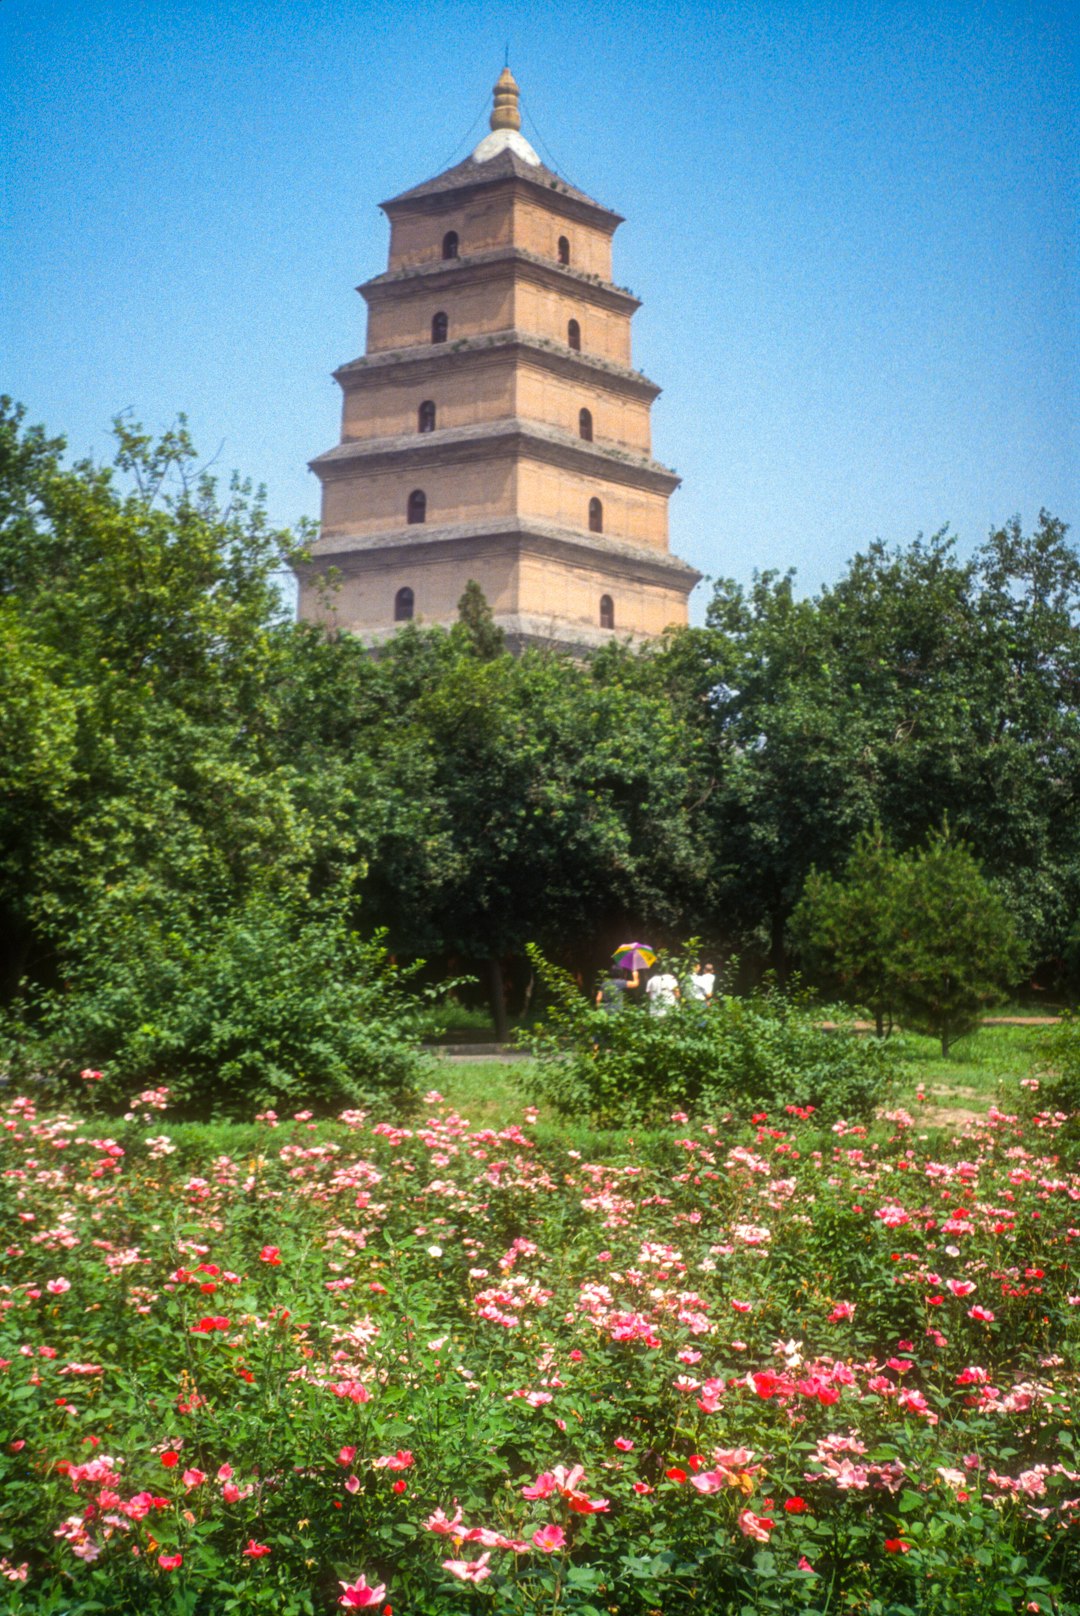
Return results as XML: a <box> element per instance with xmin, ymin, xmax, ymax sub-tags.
<box><xmin>788</xmin><ymin>826</ymin><xmax>903</xmax><ymax>1036</ymax></box>
<box><xmin>0</xmin><ymin>400</ymin><xmax>437</xmax><ymax>1108</ymax></box>
<box><xmin>790</xmin><ymin>822</ymin><xmax>1025</xmax><ymax>1055</ymax></box>
<box><xmin>891</xmin><ymin>826</ymin><xmax>1026</xmax><ymax>1056</ymax></box>
<box><xmin>363</xmin><ymin>635</ymin><xmax>713</xmax><ymax>1035</ymax></box>
<box><xmin>455</xmin><ymin>579</ymin><xmax>505</xmax><ymax>660</ymax></box>
<box><xmin>657</xmin><ymin>515</ymin><xmax>1080</xmax><ymax>979</ymax></box>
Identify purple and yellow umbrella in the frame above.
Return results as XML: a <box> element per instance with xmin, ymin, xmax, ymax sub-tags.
<box><xmin>612</xmin><ymin>941</ymin><xmax>656</xmax><ymax>971</ymax></box>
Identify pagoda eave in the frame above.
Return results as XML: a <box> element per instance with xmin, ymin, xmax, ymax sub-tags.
<box><xmin>333</xmin><ymin>334</ymin><xmax>662</xmax><ymax>402</ymax></box>
<box><xmin>309</xmin><ymin>420</ymin><xmax>680</xmax><ymax>495</ymax></box>
<box><xmin>297</xmin><ymin>518</ymin><xmax>701</xmax><ymax>594</ymax></box>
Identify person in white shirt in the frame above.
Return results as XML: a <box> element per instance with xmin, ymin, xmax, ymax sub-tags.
<box><xmin>645</xmin><ymin>971</ymin><xmax>679</xmax><ymax>1016</ymax></box>
<box><xmin>687</xmin><ymin>962</ymin><xmax>716</xmax><ymax>1003</ymax></box>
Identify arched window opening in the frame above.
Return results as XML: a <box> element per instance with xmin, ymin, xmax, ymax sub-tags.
<box><xmin>567</xmin><ymin>318</ymin><xmax>581</xmax><ymax>351</ymax></box>
<box><xmin>578</xmin><ymin>407</ymin><xmax>593</xmax><ymax>442</ymax></box>
<box><xmin>557</xmin><ymin>235</ymin><xmax>570</xmax><ymax>266</ymax></box>
<box><xmin>600</xmin><ymin>594</ymin><xmax>615</xmax><ymax>630</ymax></box>
<box><xmin>395</xmin><ymin>587</ymin><xmax>415</xmax><ymax>622</ymax></box>
<box><xmin>588</xmin><ymin>497</ymin><xmax>603</xmax><ymax>534</ymax></box>
<box><xmin>431</xmin><ymin>311</ymin><xmax>448</xmax><ymax>343</ymax></box>
<box><xmin>418</xmin><ymin>400</ymin><xmax>436</xmax><ymax>433</ymax></box>
<box><xmin>442</xmin><ymin>230</ymin><xmax>459</xmax><ymax>260</ymax></box>
<box><xmin>407</xmin><ymin>489</ymin><xmax>426</xmax><ymax>525</ymax></box>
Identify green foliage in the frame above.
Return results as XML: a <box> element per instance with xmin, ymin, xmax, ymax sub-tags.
<box><xmin>1028</xmin><ymin>1012</ymin><xmax>1080</xmax><ymax>1125</ymax></box>
<box><xmin>454</xmin><ymin>577</ymin><xmax>506</xmax><ymax>659</ymax></box>
<box><xmin>788</xmin><ymin>824</ymin><xmax>902</xmax><ymax>1034</ymax></box>
<box><xmin>6</xmin><ymin>896</ymin><xmax>435</xmax><ymax>1116</ymax></box>
<box><xmin>791</xmin><ymin>825</ymin><xmax>1026</xmax><ymax>1056</ymax></box>
<box><xmin>891</xmin><ymin>827</ymin><xmax>1026</xmax><ymax>1056</ymax></box>
<box><xmin>524</xmin><ymin>945</ymin><xmax>895</xmax><ymax>1125</ymax></box>
<box><xmin>655</xmin><ymin>514</ymin><xmax>1080</xmax><ymax>975</ymax></box>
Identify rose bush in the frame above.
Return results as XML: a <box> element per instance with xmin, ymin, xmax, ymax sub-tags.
<box><xmin>0</xmin><ymin>1083</ymin><xmax>1077</xmax><ymax>1613</ymax></box>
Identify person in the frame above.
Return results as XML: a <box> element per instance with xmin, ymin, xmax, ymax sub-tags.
<box><xmin>645</xmin><ymin>969</ymin><xmax>679</xmax><ymax>1016</ymax></box>
<box><xmin>595</xmin><ymin>966</ymin><xmax>638</xmax><ymax>1013</ymax></box>
<box><xmin>687</xmin><ymin>961</ymin><xmax>716</xmax><ymax>1003</ymax></box>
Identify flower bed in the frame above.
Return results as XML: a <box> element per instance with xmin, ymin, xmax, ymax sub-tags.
<box><xmin>0</xmin><ymin>1088</ymin><xmax>1077</xmax><ymax>1613</ymax></box>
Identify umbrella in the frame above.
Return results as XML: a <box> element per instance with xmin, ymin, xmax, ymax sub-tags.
<box><xmin>612</xmin><ymin>941</ymin><xmax>656</xmax><ymax>971</ymax></box>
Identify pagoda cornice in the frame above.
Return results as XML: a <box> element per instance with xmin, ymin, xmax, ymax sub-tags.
<box><xmin>310</xmin><ymin>417</ymin><xmax>680</xmax><ymax>495</ymax></box>
<box><xmin>334</xmin><ymin>331</ymin><xmax>661</xmax><ymax>402</ymax></box>
<box><xmin>381</xmin><ymin>166</ymin><xmax>623</xmax><ymax>234</ymax></box>
<box><xmin>359</xmin><ymin>246</ymin><xmax>641</xmax><ymax>314</ymax></box>
<box><xmin>298</xmin><ymin>517</ymin><xmax>701</xmax><ymax>592</ymax></box>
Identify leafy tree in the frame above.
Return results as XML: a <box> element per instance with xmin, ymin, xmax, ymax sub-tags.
<box><xmin>367</xmin><ymin>637</ymin><xmax>713</xmax><ymax>1034</ymax></box>
<box><xmin>790</xmin><ymin>822</ymin><xmax>1026</xmax><ymax>1054</ymax></box>
<box><xmin>658</xmin><ymin>515</ymin><xmax>1080</xmax><ymax>978</ymax></box>
<box><xmin>788</xmin><ymin>825</ymin><xmax>903</xmax><ymax>1035</ymax></box>
<box><xmin>0</xmin><ymin>400</ymin><xmax>438</xmax><ymax>1108</ymax></box>
<box><xmin>890</xmin><ymin>826</ymin><xmax>1026</xmax><ymax>1055</ymax></box>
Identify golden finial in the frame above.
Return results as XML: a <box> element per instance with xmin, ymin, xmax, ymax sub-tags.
<box><xmin>490</xmin><ymin>66</ymin><xmax>521</xmax><ymax>132</ymax></box>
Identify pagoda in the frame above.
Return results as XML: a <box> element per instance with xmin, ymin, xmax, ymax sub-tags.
<box><xmin>296</xmin><ymin>68</ymin><xmax>700</xmax><ymax>651</ymax></box>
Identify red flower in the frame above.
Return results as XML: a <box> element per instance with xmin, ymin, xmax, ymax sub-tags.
<box><xmin>160</xmin><ymin>1451</ymin><xmax>180</xmax><ymax>1468</ymax></box>
<box><xmin>884</xmin><ymin>1537</ymin><xmax>910</xmax><ymax>1554</ymax></box>
<box><xmin>784</xmin><ymin>1496</ymin><xmax>808</xmax><ymax>1513</ymax></box>
<box><xmin>665</xmin><ymin>1467</ymin><xmax>687</xmax><ymax>1483</ymax></box>
<box><xmin>391</xmin><ymin>1479</ymin><xmax>407</xmax><ymax>1494</ymax></box>
<box><xmin>337</xmin><ymin>1575</ymin><xmax>387</xmax><ymax>1607</ymax></box>
<box><xmin>259</xmin><ymin>1246</ymin><xmax>282</xmax><ymax>1265</ymax></box>
<box><xmin>243</xmin><ymin>1539</ymin><xmax>271</xmax><ymax>1557</ymax></box>
<box><xmin>158</xmin><ymin>1552</ymin><xmax>182</xmax><ymax>1570</ymax></box>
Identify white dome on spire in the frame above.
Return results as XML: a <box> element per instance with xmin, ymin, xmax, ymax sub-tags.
<box><xmin>472</xmin><ymin>126</ymin><xmax>541</xmax><ymax>165</ymax></box>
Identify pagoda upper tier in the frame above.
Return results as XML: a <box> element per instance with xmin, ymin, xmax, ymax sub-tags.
<box><xmin>297</xmin><ymin>68</ymin><xmax>700</xmax><ymax>652</ymax></box>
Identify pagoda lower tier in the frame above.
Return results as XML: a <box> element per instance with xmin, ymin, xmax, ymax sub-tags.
<box><xmin>294</xmin><ymin>515</ymin><xmax>699</xmax><ymax>654</ymax></box>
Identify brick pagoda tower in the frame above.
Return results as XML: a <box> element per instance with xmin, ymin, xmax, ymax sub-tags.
<box><xmin>296</xmin><ymin>69</ymin><xmax>700</xmax><ymax>651</ymax></box>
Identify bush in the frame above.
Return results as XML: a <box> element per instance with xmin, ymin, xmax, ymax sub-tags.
<box><xmin>523</xmin><ymin>946</ymin><xmax>895</xmax><ymax>1126</ymax></box>
<box><xmin>3</xmin><ymin>895</ymin><xmax>436</xmax><ymax>1117</ymax></box>
<box><xmin>1020</xmin><ymin>1012</ymin><xmax>1080</xmax><ymax>1129</ymax></box>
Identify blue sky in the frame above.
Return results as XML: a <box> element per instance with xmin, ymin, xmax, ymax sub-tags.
<box><xmin>3</xmin><ymin>0</ymin><xmax>1076</xmax><ymax>618</ymax></box>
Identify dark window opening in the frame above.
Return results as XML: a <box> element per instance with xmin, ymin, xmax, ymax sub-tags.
<box><xmin>600</xmin><ymin>594</ymin><xmax>614</xmax><ymax>630</ymax></box>
<box><xmin>557</xmin><ymin>235</ymin><xmax>570</xmax><ymax>266</ymax></box>
<box><xmin>588</xmin><ymin>497</ymin><xmax>603</xmax><ymax>534</ymax></box>
<box><xmin>407</xmin><ymin>489</ymin><xmax>426</xmax><ymax>525</ymax></box>
<box><xmin>431</xmin><ymin>311</ymin><xmax>448</xmax><ymax>343</ymax></box>
<box><xmin>418</xmin><ymin>400</ymin><xmax>436</xmax><ymax>433</ymax></box>
<box><xmin>567</xmin><ymin>318</ymin><xmax>581</xmax><ymax>351</ymax></box>
<box><xmin>442</xmin><ymin>230</ymin><xmax>459</xmax><ymax>260</ymax></box>
<box><xmin>395</xmin><ymin>586</ymin><xmax>415</xmax><ymax>622</ymax></box>
<box><xmin>578</xmin><ymin>407</ymin><xmax>593</xmax><ymax>442</ymax></box>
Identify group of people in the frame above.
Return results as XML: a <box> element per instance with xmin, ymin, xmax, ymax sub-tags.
<box><xmin>594</xmin><ymin>960</ymin><xmax>715</xmax><ymax>1018</ymax></box>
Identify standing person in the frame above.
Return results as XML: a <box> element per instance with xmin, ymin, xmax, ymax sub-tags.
<box><xmin>687</xmin><ymin>961</ymin><xmax>716</xmax><ymax>1003</ymax></box>
<box><xmin>645</xmin><ymin>967</ymin><xmax>679</xmax><ymax>1017</ymax></box>
<box><xmin>595</xmin><ymin>965</ymin><xmax>638</xmax><ymax>1013</ymax></box>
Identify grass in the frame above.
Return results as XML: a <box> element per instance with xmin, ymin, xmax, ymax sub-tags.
<box><xmin>427</xmin><ymin>1056</ymin><xmax>534</xmax><ymax>1126</ymax></box>
<box><xmin>891</xmin><ymin>1021</ymin><xmax>1050</xmax><ymax>1115</ymax></box>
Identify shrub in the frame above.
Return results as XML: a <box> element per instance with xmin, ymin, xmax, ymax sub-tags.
<box><xmin>1021</xmin><ymin>1011</ymin><xmax>1080</xmax><ymax>1130</ymax></box>
<box><xmin>523</xmin><ymin>946</ymin><xmax>895</xmax><ymax>1126</ymax></box>
<box><xmin>4</xmin><ymin>895</ymin><xmax>435</xmax><ymax>1117</ymax></box>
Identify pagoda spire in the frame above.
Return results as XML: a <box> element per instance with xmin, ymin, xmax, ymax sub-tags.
<box><xmin>490</xmin><ymin>66</ymin><xmax>521</xmax><ymax>132</ymax></box>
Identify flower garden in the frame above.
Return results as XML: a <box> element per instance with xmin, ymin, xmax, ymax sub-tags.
<box><xmin>1</xmin><ymin>1081</ymin><xmax>1078</xmax><ymax>1615</ymax></box>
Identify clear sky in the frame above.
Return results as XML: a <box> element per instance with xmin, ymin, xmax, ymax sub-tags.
<box><xmin>3</xmin><ymin>0</ymin><xmax>1077</xmax><ymax>618</ymax></box>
